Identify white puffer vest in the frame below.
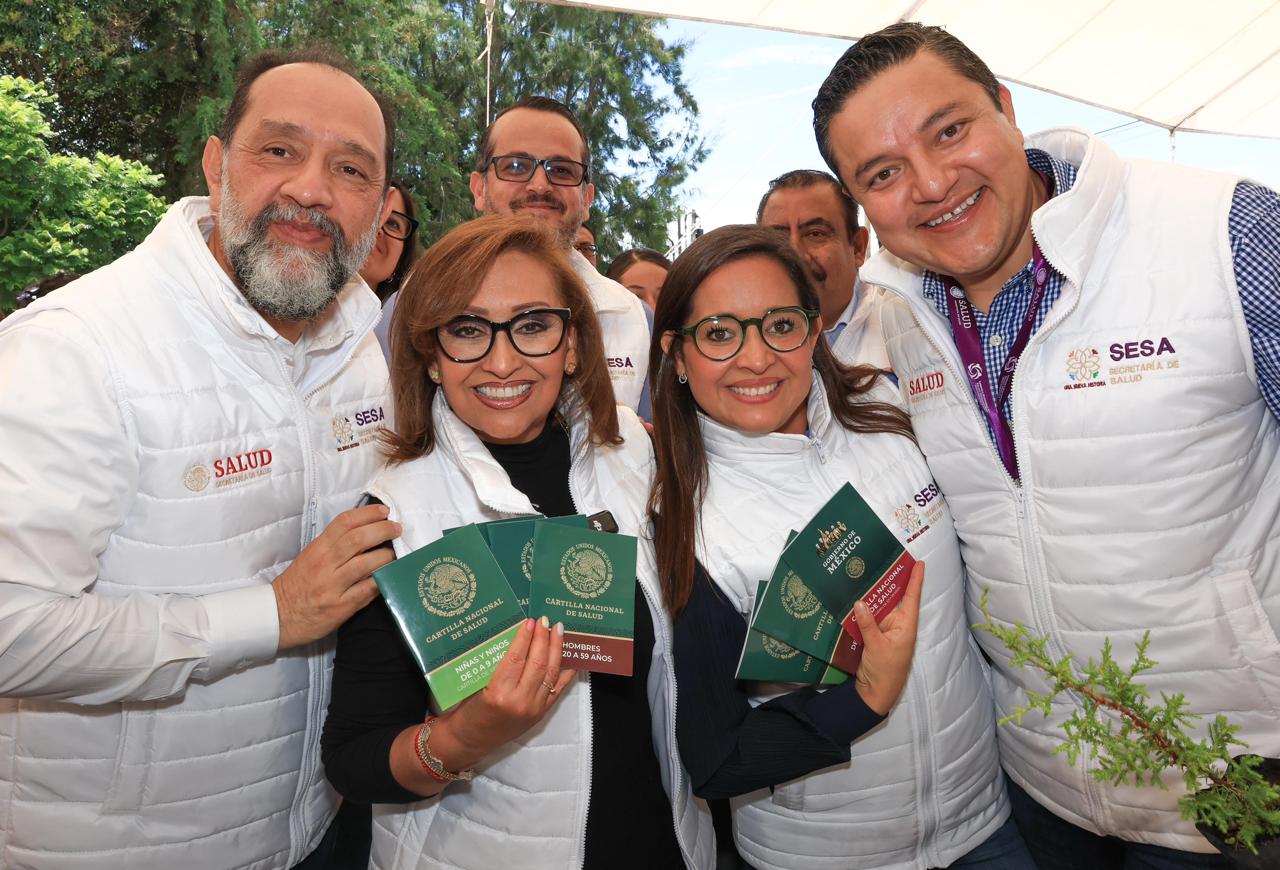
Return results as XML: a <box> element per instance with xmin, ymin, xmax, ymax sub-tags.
<box><xmin>0</xmin><ymin>198</ymin><xmax>389</xmax><ymax>868</ymax></box>
<box><xmin>695</xmin><ymin>374</ymin><xmax>1007</xmax><ymax>870</ymax></box>
<box><xmin>829</xmin><ymin>282</ymin><xmax>891</xmax><ymax>371</ymax></box>
<box><xmin>570</xmin><ymin>251</ymin><xmax>651</xmax><ymax>410</ymax></box>
<box><xmin>866</xmin><ymin>128</ymin><xmax>1280</xmax><ymax>852</ymax></box>
<box><xmin>364</xmin><ymin>392</ymin><xmax>713</xmax><ymax>870</ymax></box>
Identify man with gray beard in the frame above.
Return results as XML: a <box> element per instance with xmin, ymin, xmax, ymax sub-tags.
<box><xmin>0</xmin><ymin>47</ymin><xmax>399</xmax><ymax>869</ymax></box>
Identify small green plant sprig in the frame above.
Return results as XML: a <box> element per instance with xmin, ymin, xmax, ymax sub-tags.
<box><xmin>974</xmin><ymin>590</ymin><xmax>1280</xmax><ymax>854</ymax></box>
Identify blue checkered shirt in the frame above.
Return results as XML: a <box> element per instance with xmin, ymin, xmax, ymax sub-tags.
<box><xmin>922</xmin><ymin>149</ymin><xmax>1280</xmax><ymax>439</ymax></box>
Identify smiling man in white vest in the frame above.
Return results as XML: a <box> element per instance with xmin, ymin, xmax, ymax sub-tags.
<box><xmin>0</xmin><ymin>47</ymin><xmax>401</xmax><ymax>868</ymax></box>
<box><xmin>813</xmin><ymin>21</ymin><xmax>1280</xmax><ymax>870</ymax></box>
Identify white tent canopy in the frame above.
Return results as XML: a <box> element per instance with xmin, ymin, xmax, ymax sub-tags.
<box><xmin>549</xmin><ymin>0</ymin><xmax>1280</xmax><ymax>139</ymax></box>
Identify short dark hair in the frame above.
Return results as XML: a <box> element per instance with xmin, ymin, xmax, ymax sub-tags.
<box><xmin>605</xmin><ymin>248</ymin><xmax>671</xmax><ymax>284</ymax></box>
<box><xmin>812</xmin><ymin>22</ymin><xmax>1001</xmax><ymax>179</ymax></box>
<box><xmin>475</xmin><ymin>96</ymin><xmax>590</xmax><ymax>171</ymax></box>
<box><xmin>756</xmin><ymin>169</ymin><xmax>860</xmax><ymax>239</ymax></box>
<box><xmin>219</xmin><ymin>46</ymin><xmax>397</xmax><ymax>186</ymax></box>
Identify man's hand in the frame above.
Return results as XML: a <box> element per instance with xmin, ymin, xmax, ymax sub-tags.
<box><xmin>273</xmin><ymin>504</ymin><xmax>401</xmax><ymax>650</ymax></box>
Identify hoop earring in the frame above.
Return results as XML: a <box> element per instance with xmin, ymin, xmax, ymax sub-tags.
<box><xmin>677</xmin><ymin>372</ymin><xmax>688</xmax><ymax>385</ymax></box>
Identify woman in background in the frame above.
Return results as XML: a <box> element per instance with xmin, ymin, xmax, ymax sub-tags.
<box><xmin>364</xmin><ymin>180</ymin><xmax>422</xmax><ymax>359</ymax></box>
<box><xmin>607</xmin><ymin>247</ymin><xmax>670</xmax><ymax>310</ymax></box>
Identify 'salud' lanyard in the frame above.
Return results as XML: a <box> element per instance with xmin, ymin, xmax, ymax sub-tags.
<box><xmin>943</xmin><ymin>242</ymin><xmax>1050</xmax><ymax>482</ymax></box>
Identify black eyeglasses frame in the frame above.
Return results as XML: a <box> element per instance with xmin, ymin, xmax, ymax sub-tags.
<box><xmin>434</xmin><ymin>307</ymin><xmax>573</xmax><ymax>364</ymax></box>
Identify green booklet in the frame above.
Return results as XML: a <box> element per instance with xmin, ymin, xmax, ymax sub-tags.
<box><xmin>780</xmin><ymin>482</ymin><xmax>916</xmax><ymax>650</ymax></box>
<box><xmin>486</xmin><ymin>515</ymin><xmax>589</xmax><ymax>611</ymax></box>
<box><xmin>749</xmin><ymin>536</ymin><xmax>863</xmax><ymax>675</ymax></box>
<box><xmin>736</xmin><ymin>572</ymin><xmax>848</xmax><ymax>685</ymax></box>
<box><xmin>528</xmin><ymin>522</ymin><xmax>636</xmax><ymax>676</ymax></box>
<box><xmin>373</xmin><ymin>524</ymin><xmax>527</xmax><ymax>710</ymax></box>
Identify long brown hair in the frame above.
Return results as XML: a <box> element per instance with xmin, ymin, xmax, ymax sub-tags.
<box><xmin>649</xmin><ymin>224</ymin><xmax>913</xmax><ymax>618</ymax></box>
<box><xmin>382</xmin><ymin>214</ymin><xmax>619</xmax><ymax>463</ymax></box>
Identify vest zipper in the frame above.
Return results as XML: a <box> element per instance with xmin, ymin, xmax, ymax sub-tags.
<box><xmin>267</xmin><ymin>341</ymin><xmax>323</xmax><ymax>865</ymax></box>
<box><xmin>1005</xmin><ymin>260</ymin><xmax>1108</xmax><ymax>828</ymax></box>
<box><xmin>810</xmin><ymin>407</ymin><xmax>942</xmax><ymax>865</ymax></box>
<box><xmin>908</xmin><ymin>665</ymin><xmax>941</xmax><ymax>868</ymax></box>
<box><xmin>567</xmin><ymin>463</ymin><xmax>593</xmax><ymax>870</ymax></box>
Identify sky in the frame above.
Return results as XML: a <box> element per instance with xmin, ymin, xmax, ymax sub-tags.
<box><xmin>659</xmin><ymin>19</ymin><xmax>1280</xmax><ymax>245</ymax></box>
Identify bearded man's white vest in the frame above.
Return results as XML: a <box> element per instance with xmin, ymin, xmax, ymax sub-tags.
<box><xmin>864</xmin><ymin>128</ymin><xmax>1280</xmax><ymax>852</ymax></box>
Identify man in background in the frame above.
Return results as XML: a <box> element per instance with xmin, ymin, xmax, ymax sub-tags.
<box><xmin>574</xmin><ymin>221</ymin><xmax>599</xmax><ymax>266</ymax></box>
<box><xmin>757</xmin><ymin>170</ymin><xmax>888</xmax><ymax>370</ymax></box>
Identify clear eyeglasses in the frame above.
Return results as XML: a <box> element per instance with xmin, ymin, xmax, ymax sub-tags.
<box><xmin>435</xmin><ymin>308</ymin><xmax>572</xmax><ymax>363</ymax></box>
<box><xmin>484</xmin><ymin>154</ymin><xmax>590</xmax><ymax>187</ymax></box>
<box><xmin>676</xmin><ymin>306</ymin><xmax>820</xmax><ymax>361</ymax></box>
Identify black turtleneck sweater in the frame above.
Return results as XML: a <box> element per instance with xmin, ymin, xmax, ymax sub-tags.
<box><xmin>321</xmin><ymin>420</ymin><xmax>684</xmax><ymax>869</ymax></box>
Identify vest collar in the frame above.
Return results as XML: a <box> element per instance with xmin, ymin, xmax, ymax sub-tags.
<box><xmin>429</xmin><ymin>387</ymin><xmax>595</xmax><ymax>516</ymax></box>
<box><xmin>1026</xmin><ymin>128</ymin><xmax>1125</xmax><ymax>290</ymax></box>
<box><xmin>698</xmin><ymin>370</ymin><xmax>837</xmax><ymax>460</ymax></box>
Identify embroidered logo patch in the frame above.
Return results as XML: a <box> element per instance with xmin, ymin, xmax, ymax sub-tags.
<box><xmin>1063</xmin><ymin>348</ymin><xmax>1106</xmax><ymax>391</ymax></box>
<box><xmin>183</xmin><ymin>463</ymin><xmax>211</xmax><ymax>492</ymax></box>
<box><xmin>1105</xmin><ymin>336</ymin><xmax>1180</xmax><ymax>386</ymax></box>
<box><xmin>332</xmin><ymin>405</ymin><xmax>386</xmax><ymax>453</ymax></box>
<box><xmin>906</xmin><ymin>370</ymin><xmax>946</xmax><ymax>403</ymax></box>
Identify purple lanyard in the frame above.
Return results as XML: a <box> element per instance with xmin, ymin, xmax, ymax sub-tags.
<box><xmin>943</xmin><ymin>242</ymin><xmax>1050</xmax><ymax>482</ymax></box>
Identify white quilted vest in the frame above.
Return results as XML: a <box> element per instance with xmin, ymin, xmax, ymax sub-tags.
<box><xmin>866</xmin><ymin>128</ymin><xmax>1280</xmax><ymax>852</ymax></box>
<box><xmin>365</xmin><ymin>392</ymin><xmax>713</xmax><ymax>870</ymax></box>
<box><xmin>570</xmin><ymin>251</ymin><xmax>651</xmax><ymax>410</ymax></box>
<box><xmin>695</xmin><ymin>374</ymin><xmax>1007</xmax><ymax>870</ymax></box>
<box><xmin>0</xmin><ymin>198</ymin><xmax>390</xmax><ymax>868</ymax></box>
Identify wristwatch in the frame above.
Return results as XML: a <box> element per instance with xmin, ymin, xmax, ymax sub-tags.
<box><xmin>415</xmin><ymin>717</ymin><xmax>476</xmax><ymax>782</ymax></box>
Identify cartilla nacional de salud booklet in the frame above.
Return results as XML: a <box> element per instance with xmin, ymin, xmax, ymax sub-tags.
<box><xmin>485</xmin><ymin>515</ymin><xmax>589</xmax><ymax>610</ymax></box>
<box><xmin>736</xmin><ymin>564</ymin><xmax>849</xmax><ymax>684</ymax></box>
<box><xmin>780</xmin><ymin>482</ymin><xmax>916</xmax><ymax>653</ymax></box>
<box><xmin>373</xmin><ymin>524</ymin><xmax>527</xmax><ymax>710</ymax></box>
<box><xmin>528</xmin><ymin>522</ymin><xmax>637</xmax><ymax>676</ymax></box>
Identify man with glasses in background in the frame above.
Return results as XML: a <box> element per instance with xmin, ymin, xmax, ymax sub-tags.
<box><xmin>467</xmin><ymin>97</ymin><xmax>650</xmax><ymax>410</ymax></box>
<box><xmin>379</xmin><ymin>98</ymin><xmax>648</xmax><ymax>410</ymax></box>
<box><xmin>574</xmin><ymin>221</ymin><xmax>599</xmax><ymax>266</ymax></box>
<box><xmin>757</xmin><ymin>170</ymin><xmax>889</xmax><ymax>372</ymax></box>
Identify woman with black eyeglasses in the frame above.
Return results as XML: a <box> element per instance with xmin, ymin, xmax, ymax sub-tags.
<box><xmin>321</xmin><ymin>214</ymin><xmax>713</xmax><ymax>870</ymax></box>
<box><xmin>649</xmin><ymin>225</ymin><xmax>1032</xmax><ymax>870</ymax></box>
<box><xmin>361</xmin><ymin>180</ymin><xmax>421</xmax><ymax>301</ymax></box>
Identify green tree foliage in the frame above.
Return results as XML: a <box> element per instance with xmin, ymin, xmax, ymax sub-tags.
<box><xmin>449</xmin><ymin>1</ymin><xmax>706</xmax><ymax>262</ymax></box>
<box><xmin>0</xmin><ymin>1</ymin><xmax>255</xmax><ymax>198</ymax></box>
<box><xmin>0</xmin><ymin>75</ymin><xmax>167</xmax><ymax>309</ymax></box>
<box><xmin>1</xmin><ymin>1</ymin><xmax>705</xmax><ymax>258</ymax></box>
<box><xmin>974</xmin><ymin>591</ymin><xmax>1280</xmax><ymax>855</ymax></box>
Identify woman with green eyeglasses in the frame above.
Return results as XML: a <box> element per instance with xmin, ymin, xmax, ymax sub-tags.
<box><xmin>649</xmin><ymin>225</ymin><xmax>1030</xmax><ymax>869</ymax></box>
<box><xmin>322</xmin><ymin>214</ymin><xmax>713</xmax><ymax>870</ymax></box>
